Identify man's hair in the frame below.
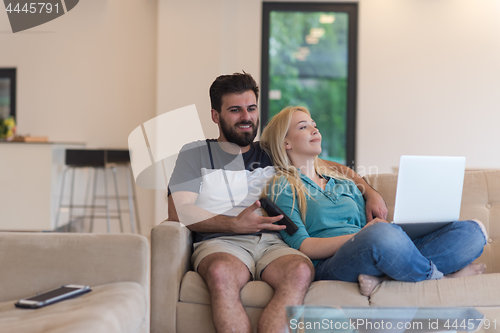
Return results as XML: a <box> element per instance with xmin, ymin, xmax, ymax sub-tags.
<box><xmin>209</xmin><ymin>72</ymin><xmax>259</xmax><ymax>112</ymax></box>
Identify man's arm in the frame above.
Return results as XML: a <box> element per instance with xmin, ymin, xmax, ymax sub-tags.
<box><xmin>318</xmin><ymin>159</ymin><xmax>388</xmax><ymax>221</ymax></box>
<box><xmin>167</xmin><ymin>193</ymin><xmax>286</xmax><ymax>234</ymax></box>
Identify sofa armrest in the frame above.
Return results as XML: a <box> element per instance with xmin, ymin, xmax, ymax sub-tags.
<box><xmin>0</xmin><ymin>232</ymin><xmax>149</xmax><ymax>303</ymax></box>
<box><xmin>150</xmin><ymin>221</ymin><xmax>192</xmax><ymax>333</ymax></box>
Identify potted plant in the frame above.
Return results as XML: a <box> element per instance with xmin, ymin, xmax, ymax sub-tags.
<box><xmin>0</xmin><ymin>116</ymin><xmax>16</xmax><ymax>141</ymax></box>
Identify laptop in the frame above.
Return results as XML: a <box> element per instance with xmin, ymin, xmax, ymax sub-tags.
<box><xmin>392</xmin><ymin>155</ymin><xmax>466</xmax><ymax>240</ymax></box>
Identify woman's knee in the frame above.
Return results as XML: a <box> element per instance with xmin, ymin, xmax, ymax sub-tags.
<box><xmin>469</xmin><ymin>219</ymin><xmax>488</xmax><ymax>243</ymax></box>
<box><xmin>453</xmin><ymin>220</ymin><xmax>488</xmax><ymax>245</ymax></box>
<box><xmin>448</xmin><ymin>220</ymin><xmax>487</xmax><ymax>262</ymax></box>
<box><xmin>359</xmin><ymin>222</ymin><xmax>405</xmax><ymax>243</ymax></box>
<box><xmin>356</xmin><ymin>223</ymin><xmax>410</xmax><ymax>252</ymax></box>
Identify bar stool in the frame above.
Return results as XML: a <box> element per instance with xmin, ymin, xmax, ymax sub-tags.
<box><xmin>107</xmin><ymin>149</ymin><xmax>141</xmax><ymax>234</ymax></box>
<box><xmin>55</xmin><ymin>149</ymin><xmax>141</xmax><ymax>234</ymax></box>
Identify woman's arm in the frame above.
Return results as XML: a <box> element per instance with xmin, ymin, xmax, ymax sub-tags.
<box><xmin>299</xmin><ymin>235</ymin><xmax>355</xmax><ymax>260</ymax></box>
<box><xmin>299</xmin><ymin>218</ymin><xmax>389</xmax><ymax>260</ymax></box>
<box><xmin>269</xmin><ymin>178</ymin><xmax>313</xmax><ymax>250</ymax></box>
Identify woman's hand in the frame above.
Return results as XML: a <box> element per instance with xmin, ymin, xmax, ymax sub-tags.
<box><xmin>363</xmin><ymin>218</ymin><xmax>389</xmax><ymax>229</ymax></box>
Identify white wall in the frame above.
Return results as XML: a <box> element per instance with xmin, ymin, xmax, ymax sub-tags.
<box><xmin>3</xmin><ymin>0</ymin><xmax>498</xmax><ymax>226</ymax></box>
<box><xmin>155</xmin><ymin>0</ymin><xmax>266</xmax><ymax>222</ymax></box>
<box><xmin>0</xmin><ymin>0</ymin><xmax>158</xmax><ymax>234</ymax></box>
<box><xmin>357</xmin><ymin>0</ymin><xmax>500</xmax><ymax>174</ymax></box>
<box><xmin>157</xmin><ymin>0</ymin><xmax>500</xmax><ymax>187</ymax></box>
<box><xmin>154</xmin><ymin>0</ymin><xmax>500</xmax><ymax>221</ymax></box>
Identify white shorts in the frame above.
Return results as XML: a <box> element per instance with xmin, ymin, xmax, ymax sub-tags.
<box><xmin>192</xmin><ymin>233</ymin><xmax>311</xmax><ymax>280</ymax></box>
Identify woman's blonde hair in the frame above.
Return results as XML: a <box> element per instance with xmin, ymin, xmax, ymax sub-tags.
<box><xmin>260</xmin><ymin>106</ymin><xmax>352</xmax><ymax>222</ymax></box>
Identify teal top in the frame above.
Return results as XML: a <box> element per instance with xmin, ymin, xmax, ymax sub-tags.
<box><xmin>270</xmin><ymin>172</ymin><xmax>367</xmax><ymax>267</ymax></box>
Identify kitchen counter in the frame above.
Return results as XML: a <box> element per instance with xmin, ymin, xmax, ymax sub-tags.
<box><xmin>0</xmin><ymin>142</ymin><xmax>85</xmax><ymax>231</ymax></box>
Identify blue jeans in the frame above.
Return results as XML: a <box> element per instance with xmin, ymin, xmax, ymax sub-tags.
<box><xmin>314</xmin><ymin>221</ymin><xmax>486</xmax><ymax>282</ymax></box>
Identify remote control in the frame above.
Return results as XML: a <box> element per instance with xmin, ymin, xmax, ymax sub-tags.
<box><xmin>259</xmin><ymin>198</ymin><xmax>299</xmax><ymax>236</ymax></box>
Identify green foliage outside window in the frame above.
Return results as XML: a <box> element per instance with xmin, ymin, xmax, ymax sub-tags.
<box><xmin>268</xmin><ymin>11</ymin><xmax>349</xmax><ymax>164</ymax></box>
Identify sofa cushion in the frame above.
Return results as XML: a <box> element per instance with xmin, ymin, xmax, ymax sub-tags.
<box><xmin>179</xmin><ymin>271</ymin><xmax>275</xmax><ymax>308</ymax></box>
<box><xmin>179</xmin><ymin>271</ymin><xmax>369</xmax><ymax>308</ymax></box>
<box><xmin>370</xmin><ymin>274</ymin><xmax>500</xmax><ymax>307</ymax></box>
<box><xmin>475</xmin><ymin>306</ymin><xmax>500</xmax><ymax>328</ymax></box>
<box><xmin>304</xmin><ymin>280</ymin><xmax>369</xmax><ymax>307</ymax></box>
<box><xmin>176</xmin><ymin>302</ymin><xmax>263</xmax><ymax>333</ymax></box>
<box><xmin>0</xmin><ymin>282</ymin><xmax>147</xmax><ymax>333</ymax></box>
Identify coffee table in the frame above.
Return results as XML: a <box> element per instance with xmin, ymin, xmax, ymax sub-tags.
<box><xmin>287</xmin><ymin>306</ymin><xmax>498</xmax><ymax>333</ymax></box>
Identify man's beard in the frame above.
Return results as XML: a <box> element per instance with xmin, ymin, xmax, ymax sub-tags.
<box><xmin>219</xmin><ymin>116</ymin><xmax>259</xmax><ymax>147</ymax></box>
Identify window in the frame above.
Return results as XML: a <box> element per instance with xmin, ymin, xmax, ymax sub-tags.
<box><xmin>261</xmin><ymin>3</ymin><xmax>358</xmax><ymax>167</ymax></box>
<box><xmin>0</xmin><ymin>68</ymin><xmax>17</xmax><ymax>121</ymax></box>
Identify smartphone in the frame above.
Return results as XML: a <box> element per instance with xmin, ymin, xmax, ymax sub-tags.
<box><xmin>259</xmin><ymin>198</ymin><xmax>299</xmax><ymax>236</ymax></box>
<box><xmin>15</xmin><ymin>285</ymin><xmax>91</xmax><ymax>309</ymax></box>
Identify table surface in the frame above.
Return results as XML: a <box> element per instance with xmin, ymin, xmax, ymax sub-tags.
<box><xmin>0</xmin><ymin>141</ymin><xmax>86</xmax><ymax>145</ymax></box>
<box><xmin>287</xmin><ymin>306</ymin><xmax>494</xmax><ymax>333</ymax></box>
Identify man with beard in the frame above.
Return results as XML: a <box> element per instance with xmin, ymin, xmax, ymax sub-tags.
<box><xmin>167</xmin><ymin>72</ymin><xmax>388</xmax><ymax>333</ymax></box>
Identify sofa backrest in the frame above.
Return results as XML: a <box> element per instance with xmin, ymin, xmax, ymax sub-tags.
<box><xmin>364</xmin><ymin>170</ymin><xmax>500</xmax><ymax>274</ymax></box>
<box><xmin>0</xmin><ymin>233</ymin><xmax>149</xmax><ymax>303</ymax></box>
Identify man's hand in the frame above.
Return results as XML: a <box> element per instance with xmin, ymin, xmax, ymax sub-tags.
<box><xmin>363</xmin><ymin>218</ymin><xmax>389</xmax><ymax>229</ymax></box>
<box><xmin>231</xmin><ymin>200</ymin><xmax>287</xmax><ymax>234</ymax></box>
<box><xmin>170</xmin><ymin>193</ymin><xmax>287</xmax><ymax>234</ymax></box>
<box><xmin>364</xmin><ymin>190</ymin><xmax>388</xmax><ymax>222</ymax></box>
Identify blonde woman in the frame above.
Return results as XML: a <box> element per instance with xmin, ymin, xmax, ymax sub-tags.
<box><xmin>260</xmin><ymin>106</ymin><xmax>487</xmax><ymax>296</ymax></box>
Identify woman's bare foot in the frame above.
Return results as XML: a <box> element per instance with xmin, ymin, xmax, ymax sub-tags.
<box><xmin>358</xmin><ymin>274</ymin><xmax>388</xmax><ymax>296</ymax></box>
<box><xmin>445</xmin><ymin>263</ymin><xmax>487</xmax><ymax>279</ymax></box>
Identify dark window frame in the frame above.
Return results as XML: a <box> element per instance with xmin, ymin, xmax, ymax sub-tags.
<box><xmin>0</xmin><ymin>68</ymin><xmax>17</xmax><ymax>121</ymax></box>
<box><xmin>261</xmin><ymin>2</ymin><xmax>358</xmax><ymax>168</ymax></box>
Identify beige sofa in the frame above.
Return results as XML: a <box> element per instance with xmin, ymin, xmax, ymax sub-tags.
<box><xmin>0</xmin><ymin>232</ymin><xmax>149</xmax><ymax>333</ymax></box>
<box><xmin>151</xmin><ymin>170</ymin><xmax>500</xmax><ymax>333</ymax></box>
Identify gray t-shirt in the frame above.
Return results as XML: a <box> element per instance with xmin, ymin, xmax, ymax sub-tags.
<box><xmin>168</xmin><ymin>139</ymin><xmax>276</xmax><ymax>243</ymax></box>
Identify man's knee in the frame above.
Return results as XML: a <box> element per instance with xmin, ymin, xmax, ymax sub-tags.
<box><xmin>198</xmin><ymin>254</ymin><xmax>251</xmax><ymax>289</ymax></box>
<box><xmin>291</xmin><ymin>259</ymin><xmax>314</xmax><ymax>285</ymax></box>
<box><xmin>263</xmin><ymin>255</ymin><xmax>314</xmax><ymax>289</ymax></box>
<box><xmin>283</xmin><ymin>257</ymin><xmax>313</xmax><ymax>283</ymax></box>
